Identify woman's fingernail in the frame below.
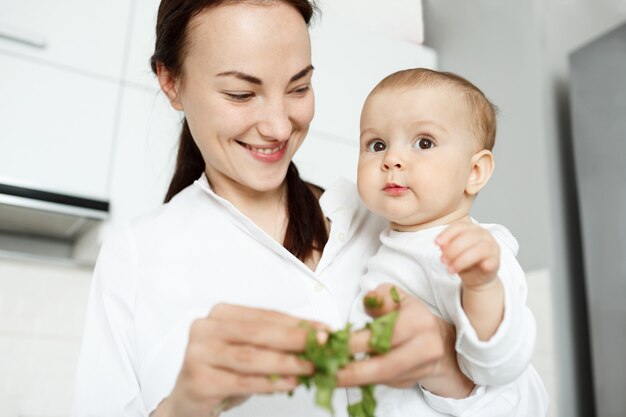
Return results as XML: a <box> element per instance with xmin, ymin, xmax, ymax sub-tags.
<box><xmin>268</xmin><ymin>374</ymin><xmax>281</xmax><ymax>382</ymax></box>
<box><xmin>316</xmin><ymin>330</ymin><xmax>328</xmax><ymax>345</ymax></box>
<box><xmin>364</xmin><ymin>295</ymin><xmax>384</xmax><ymax>309</ymax></box>
<box><xmin>282</xmin><ymin>376</ymin><xmax>298</xmax><ymax>385</ymax></box>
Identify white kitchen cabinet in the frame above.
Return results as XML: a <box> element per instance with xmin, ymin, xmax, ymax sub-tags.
<box><xmin>123</xmin><ymin>0</ymin><xmax>162</xmax><ymax>90</ymax></box>
<box><xmin>317</xmin><ymin>0</ymin><xmax>424</xmax><ymax>44</ymax></box>
<box><xmin>294</xmin><ymin>130</ymin><xmax>359</xmax><ymax>188</ymax></box>
<box><xmin>0</xmin><ymin>0</ymin><xmax>132</xmax><ymax>202</ymax></box>
<box><xmin>309</xmin><ymin>16</ymin><xmax>437</xmax><ymax>146</ymax></box>
<box><xmin>0</xmin><ymin>53</ymin><xmax>119</xmax><ymax>199</ymax></box>
<box><xmin>0</xmin><ymin>0</ymin><xmax>131</xmax><ymax>79</ymax></box>
<box><xmin>107</xmin><ymin>86</ymin><xmax>181</xmax><ymax>226</ymax></box>
<box><xmin>98</xmin><ymin>0</ymin><xmax>178</xmax><ymax>229</ymax></box>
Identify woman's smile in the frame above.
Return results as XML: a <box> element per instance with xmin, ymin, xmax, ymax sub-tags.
<box><xmin>237</xmin><ymin>140</ymin><xmax>288</xmax><ymax>162</ymax></box>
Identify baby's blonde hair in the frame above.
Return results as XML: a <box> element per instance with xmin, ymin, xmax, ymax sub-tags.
<box><xmin>370</xmin><ymin>68</ymin><xmax>498</xmax><ymax>150</ymax></box>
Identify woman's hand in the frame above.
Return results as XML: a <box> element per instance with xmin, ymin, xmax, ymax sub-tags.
<box><xmin>154</xmin><ymin>304</ymin><xmax>324</xmax><ymax>417</ymax></box>
<box><xmin>337</xmin><ymin>284</ymin><xmax>475</xmax><ymax>399</ymax></box>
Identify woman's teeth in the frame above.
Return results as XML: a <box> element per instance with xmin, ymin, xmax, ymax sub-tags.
<box><xmin>243</xmin><ymin>142</ymin><xmax>286</xmax><ymax>154</ymax></box>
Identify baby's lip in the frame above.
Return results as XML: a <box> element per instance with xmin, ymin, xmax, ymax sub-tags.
<box><xmin>383</xmin><ymin>183</ymin><xmax>410</xmax><ymax>195</ymax></box>
<box><xmin>384</xmin><ymin>182</ymin><xmax>407</xmax><ymax>190</ymax></box>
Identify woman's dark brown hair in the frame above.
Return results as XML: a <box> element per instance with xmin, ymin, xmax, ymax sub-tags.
<box><xmin>150</xmin><ymin>0</ymin><xmax>327</xmax><ymax>262</ymax></box>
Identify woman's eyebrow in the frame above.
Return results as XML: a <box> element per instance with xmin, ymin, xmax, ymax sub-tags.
<box><xmin>216</xmin><ymin>71</ymin><xmax>262</xmax><ymax>85</ymax></box>
<box><xmin>216</xmin><ymin>65</ymin><xmax>314</xmax><ymax>86</ymax></box>
<box><xmin>290</xmin><ymin>65</ymin><xmax>314</xmax><ymax>82</ymax></box>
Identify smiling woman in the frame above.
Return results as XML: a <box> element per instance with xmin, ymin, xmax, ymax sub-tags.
<box><xmin>157</xmin><ymin>3</ymin><xmax>314</xmax><ymax>193</ymax></box>
<box><xmin>154</xmin><ymin>0</ymin><xmax>326</xmax><ymax>263</ymax></box>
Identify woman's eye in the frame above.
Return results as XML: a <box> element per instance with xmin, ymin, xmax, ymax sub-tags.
<box><xmin>291</xmin><ymin>85</ymin><xmax>310</xmax><ymax>95</ymax></box>
<box><xmin>414</xmin><ymin>138</ymin><xmax>434</xmax><ymax>150</ymax></box>
<box><xmin>367</xmin><ymin>140</ymin><xmax>387</xmax><ymax>152</ymax></box>
<box><xmin>224</xmin><ymin>92</ymin><xmax>254</xmax><ymax>102</ymax></box>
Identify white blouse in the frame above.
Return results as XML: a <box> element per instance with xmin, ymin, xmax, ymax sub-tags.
<box><xmin>71</xmin><ymin>176</ymin><xmax>547</xmax><ymax>417</ymax></box>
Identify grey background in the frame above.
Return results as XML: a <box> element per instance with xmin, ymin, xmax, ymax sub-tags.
<box><xmin>423</xmin><ymin>1</ymin><xmax>626</xmax><ymax>416</ymax></box>
<box><xmin>570</xmin><ymin>23</ymin><xmax>626</xmax><ymax>417</ymax></box>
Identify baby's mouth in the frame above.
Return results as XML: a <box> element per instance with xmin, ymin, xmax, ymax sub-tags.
<box><xmin>384</xmin><ymin>182</ymin><xmax>407</xmax><ymax>190</ymax></box>
<box><xmin>383</xmin><ymin>183</ymin><xmax>409</xmax><ymax>195</ymax></box>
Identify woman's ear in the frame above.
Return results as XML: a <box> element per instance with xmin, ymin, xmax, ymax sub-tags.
<box><xmin>157</xmin><ymin>62</ymin><xmax>184</xmax><ymax>111</ymax></box>
<box><xmin>466</xmin><ymin>149</ymin><xmax>495</xmax><ymax>196</ymax></box>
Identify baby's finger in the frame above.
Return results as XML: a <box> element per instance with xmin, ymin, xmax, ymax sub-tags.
<box><xmin>436</xmin><ymin>222</ymin><xmax>474</xmax><ymax>246</ymax></box>
<box><xmin>440</xmin><ymin>232</ymin><xmax>483</xmax><ymax>265</ymax></box>
<box><xmin>446</xmin><ymin>241</ymin><xmax>493</xmax><ymax>274</ymax></box>
<box><xmin>480</xmin><ymin>257</ymin><xmax>500</xmax><ymax>272</ymax></box>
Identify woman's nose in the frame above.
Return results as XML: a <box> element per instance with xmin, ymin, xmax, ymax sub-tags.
<box><xmin>257</xmin><ymin>99</ymin><xmax>292</xmax><ymax>141</ymax></box>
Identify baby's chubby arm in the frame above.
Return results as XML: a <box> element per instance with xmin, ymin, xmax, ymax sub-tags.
<box><xmin>436</xmin><ymin>223</ymin><xmax>503</xmax><ymax>341</ymax></box>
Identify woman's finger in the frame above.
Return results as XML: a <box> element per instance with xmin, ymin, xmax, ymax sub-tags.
<box><xmin>221</xmin><ymin>395</ymin><xmax>252</xmax><ymax>412</ymax></box>
<box><xmin>361</xmin><ymin>283</ymin><xmax>406</xmax><ymax>317</ymax></box>
<box><xmin>337</xmin><ymin>325</ymin><xmax>444</xmax><ymax>387</ymax></box>
<box><xmin>193</xmin><ymin>366</ymin><xmax>300</xmax><ymax>397</ymax></box>
<box><xmin>386</xmin><ymin>378</ymin><xmax>426</xmax><ymax>389</ymax></box>
<box><xmin>189</xmin><ymin>316</ymin><xmax>326</xmax><ymax>353</ymax></box>
<box><xmin>351</xmin><ymin>288</ymin><xmax>438</xmax><ymax>355</ymax></box>
<box><xmin>349</xmin><ymin>327</ymin><xmax>372</xmax><ymax>355</ymax></box>
<box><xmin>350</xmin><ymin>283</ymin><xmax>406</xmax><ymax>354</ymax></box>
<box><xmin>209</xmin><ymin>303</ymin><xmax>328</xmax><ymax>330</ymax></box>
<box><xmin>202</xmin><ymin>340</ymin><xmax>314</xmax><ymax>375</ymax></box>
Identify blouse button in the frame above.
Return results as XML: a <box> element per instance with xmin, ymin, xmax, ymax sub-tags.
<box><xmin>314</xmin><ymin>282</ymin><xmax>325</xmax><ymax>292</ymax></box>
<box><xmin>337</xmin><ymin>232</ymin><xmax>346</xmax><ymax>242</ymax></box>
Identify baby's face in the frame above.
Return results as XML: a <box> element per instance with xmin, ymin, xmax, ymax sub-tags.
<box><xmin>357</xmin><ymin>85</ymin><xmax>479</xmax><ymax>231</ymax></box>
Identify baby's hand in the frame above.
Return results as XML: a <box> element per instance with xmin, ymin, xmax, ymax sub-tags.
<box><xmin>436</xmin><ymin>223</ymin><xmax>500</xmax><ymax>289</ymax></box>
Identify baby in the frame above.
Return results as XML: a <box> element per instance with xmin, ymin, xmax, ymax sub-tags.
<box><xmin>351</xmin><ymin>68</ymin><xmax>547</xmax><ymax>414</ymax></box>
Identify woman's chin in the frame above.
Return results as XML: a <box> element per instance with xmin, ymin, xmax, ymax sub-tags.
<box><xmin>246</xmin><ymin>171</ymin><xmax>290</xmax><ymax>193</ymax></box>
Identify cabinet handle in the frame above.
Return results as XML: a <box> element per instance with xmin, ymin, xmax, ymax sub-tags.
<box><xmin>0</xmin><ymin>24</ymin><xmax>47</xmax><ymax>49</ymax></box>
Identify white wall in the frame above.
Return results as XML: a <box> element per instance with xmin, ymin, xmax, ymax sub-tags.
<box><xmin>0</xmin><ymin>257</ymin><xmax>91</xmax><ymax>417</ymax></box>
<box><xmin>423</xmin><ymin>1</ymin><xmax>626</xmax><ymax>416</ymax></box>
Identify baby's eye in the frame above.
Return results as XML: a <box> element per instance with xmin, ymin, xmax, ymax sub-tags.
<box><xmin>414</xmin><ymin>137</ymin><xmax>434</xmax><ymax>150</ymax></box>
<box><xmin>367</xmin><ymin>140</ymin><xmax>387</xmax><ymax>152</ymax></box>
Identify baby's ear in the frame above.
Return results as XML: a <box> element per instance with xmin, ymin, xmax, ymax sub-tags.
<box><xmin>466</xmin><ymin>150</ymin><xmax>494</xmax><ymax>196</ymax></box>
